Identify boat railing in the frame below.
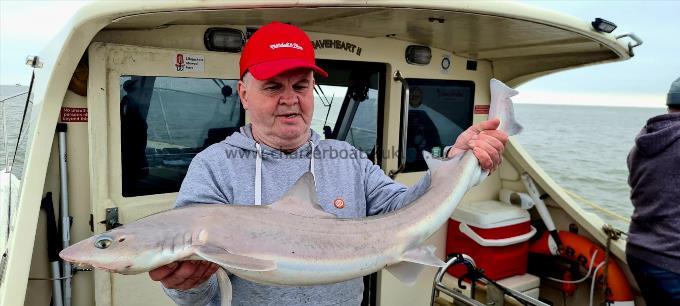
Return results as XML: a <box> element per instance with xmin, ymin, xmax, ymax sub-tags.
<box><xmin>431</xmin><ymin>254</ymin><xmax>550</xmax><ymax>306</ymax></box>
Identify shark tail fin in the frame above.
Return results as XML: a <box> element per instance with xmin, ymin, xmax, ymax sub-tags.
<box><xmin>489</xmin><ymin>78</ymin><xmax>523</xmax><ymax>136</ymax></box>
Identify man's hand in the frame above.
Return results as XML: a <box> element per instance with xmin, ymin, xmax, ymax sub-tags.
<box><xmin>149</xmin><ymin>260</ymin><xmax>219</xmax><ymax>290</ymax></box>
<box><xmin>447</xmin><ymin>118</ymin><xmax>508</xmax><ymax>172</ymax></box>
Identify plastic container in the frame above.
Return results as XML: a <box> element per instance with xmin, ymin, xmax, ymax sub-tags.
<box><xmin>446</xmin><ymin>200</ymin><xmax>536</xmax><ymax>280</ymax></box>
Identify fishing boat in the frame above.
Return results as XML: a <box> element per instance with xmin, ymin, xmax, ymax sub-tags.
<box><xmin>0</xmin><ymin>1</ymin><xmax>644</xmax><ymax>305</ymax></box>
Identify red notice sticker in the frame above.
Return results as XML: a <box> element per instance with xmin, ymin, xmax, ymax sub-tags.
<box><xmin>60</xmin><ymin>107</ymin><xmax>88</xmax><ymax>122</ymax></box>
<box><xmin>474</xmin><ymin>105</ymin><xmax>490</xmax><ymax>114</ymax></box>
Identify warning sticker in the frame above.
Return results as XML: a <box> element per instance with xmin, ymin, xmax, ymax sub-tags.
<box><xmin>173</xmin><ymin>53</ymin><xmax>205</xmax><ymax>72</ymax></box>
<box><xmin>60</xmin><ymin>107</ymin><xmax>88</xmax><ymax>122</ymax></box>
<box><xmin>474</xmin><ymin>105</ymin><xmax>490</xmax><ymax>114</ymax></box>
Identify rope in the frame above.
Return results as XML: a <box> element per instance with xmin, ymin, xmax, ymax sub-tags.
<box><xmin>601</xmin><ymin>224</ymin><xmax>627</xmax><ymax>304</ymax></box>
<box><xmin>547</xmin><ymin>249</ymin><xmax>599</xmax><ymax>284</ymax></box>
<box><xmin>589</xmin><ymin>262</ymin><xmax>606</xmax><ymax>306</ymax></box>
<box><xmin>563</xmin><ymin>189</ymin><xmax>631</xmax><ymax>223</ymax></box>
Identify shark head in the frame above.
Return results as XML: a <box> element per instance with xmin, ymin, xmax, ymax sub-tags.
<box><xmin>60</xmin><ymin>223</ymin><xmax>173</xmax><ymax>275</ymax></box>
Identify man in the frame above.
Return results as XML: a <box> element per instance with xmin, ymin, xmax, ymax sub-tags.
<box><xmin>149</xmin><ymin>22</ymin><xmax>508</xmax><ymax>305</ymax></box>
<box><xmin>626</xmin><ymin>77</ymin><xmax>680</xmax><ymax>306</ymax></box>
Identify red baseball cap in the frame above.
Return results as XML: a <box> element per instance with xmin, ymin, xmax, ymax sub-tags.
<box><xmin>239</xmin><ymin>22</ymin><xmax>328</xmax><ymax>80</ymax></box>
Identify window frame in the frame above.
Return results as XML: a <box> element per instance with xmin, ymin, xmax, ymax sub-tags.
<box><xmin>119</xmin><ymin>75</ymin><xmax>245</xmax><ymax>197</ymax></box>
<box><xmin>314</xmin><ymin>59</ymin><xmax>387</xmax><ymax>166</ymax></box>
<box><xmin>398</xmin><ymin>78</ymin><xmax>475</xmax><ymax>173</ymax></box>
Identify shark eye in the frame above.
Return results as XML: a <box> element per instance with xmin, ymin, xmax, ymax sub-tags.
<box><xmin>94</xmin><ymin>236</ymin><xmax>113</xmax><ymax>249</ymax></box>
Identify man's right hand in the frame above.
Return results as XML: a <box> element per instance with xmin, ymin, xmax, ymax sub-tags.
<box><xmin>149</xmin><ymin>260</ymin><xmax>220</xmax><ymax>290</ymax></box>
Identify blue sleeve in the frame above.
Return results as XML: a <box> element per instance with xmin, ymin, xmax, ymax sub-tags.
<box><xmin>362</xmin><ymin>154</ymin><xmax>431</xmax><ymax>216</ymax></box>
<box><xmin>175</xmin><ymin>152</ymin><xmax>231</xmax><ymax>208</ymax></box>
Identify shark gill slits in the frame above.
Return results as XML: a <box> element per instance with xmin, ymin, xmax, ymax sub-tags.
<box><xmin>94</xmin><ymin>236</ymin><xmax>113</xmax><ymax>249</ymax></box>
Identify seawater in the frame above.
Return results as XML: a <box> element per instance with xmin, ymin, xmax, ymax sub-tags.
<box><xmin>514</xmin><ymin>103</ymin><xmax>664</xmax><ymax>230</ymax></box>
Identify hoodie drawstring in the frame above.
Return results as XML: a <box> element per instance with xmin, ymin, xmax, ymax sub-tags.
<box><xmin>255</xmin><ymin>142</ymin><xmax>262</xmax><ymax>205</ymax></box>
<box><xmin>309</xmin><ymin>140</ymin><xmax>316</xmax><ymax>184</ymax></box>
<box><xmin>254</xmin><ymin>140</ymin><xmax>316</xmax><ymax>205</ymax></box>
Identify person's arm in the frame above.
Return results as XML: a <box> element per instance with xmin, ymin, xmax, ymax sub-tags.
<box><xmin>365</xmin><ymin>118</ymin><xmax>508</xmax><ymax>215</ymax></box>
<box><xmin>175</xmin><ymin>152</ymin><xmax>232</xmax><ymax>208</ymax></box>
<box><xmin>363</xmin><ymin>160</ymin><xmax>431</xmax><ymax>215</ymax></box>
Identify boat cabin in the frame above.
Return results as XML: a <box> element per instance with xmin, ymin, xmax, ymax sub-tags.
<box><xmin>0</xmin><ymin>1</ymin><xmax>642</xmax><ymax>306</ymax></box>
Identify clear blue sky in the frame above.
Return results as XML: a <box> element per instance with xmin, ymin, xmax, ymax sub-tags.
<box><xmin>1</xmin><ymin>1</ymin><xmax>678</xmax><ymax>107</ymax></box>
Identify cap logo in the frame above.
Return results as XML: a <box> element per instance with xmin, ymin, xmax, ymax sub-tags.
<box><xmin>270</xmin><ymin>42</ymin><xmax>304</xmax><ymax>51</ymax></box>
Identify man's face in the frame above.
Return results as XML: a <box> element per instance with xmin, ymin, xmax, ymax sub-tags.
<box><xmin>238</xmin><ymin>69</ymin><xmax>315</xmax><ymax>149</ymax></box>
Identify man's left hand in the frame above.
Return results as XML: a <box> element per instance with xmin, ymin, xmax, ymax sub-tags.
<box><xmin>447</xmin><ymin>118</ymin><xmax>508</xmax><ymax>172</ymax></box>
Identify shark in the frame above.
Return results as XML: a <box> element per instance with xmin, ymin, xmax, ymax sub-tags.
<box><xmin>59</xmin><ymin>79</ymin><xmax>522</xmax><ymax>305</ymax></box>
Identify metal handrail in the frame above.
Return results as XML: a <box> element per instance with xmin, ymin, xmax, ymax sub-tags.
<box><xmin>388</xmin><ymin>70</ymin><xmax>409</xmax><ymax>178</ymax></box>
<box><xmin>615</xmin><ymin>33</ymin><xmax>643</xmax><ymax>57</ymax></box>
<box><xmin>432</xmin><ymin>254</ymin><xmax>549</xmax><ymax>306</ymax></box>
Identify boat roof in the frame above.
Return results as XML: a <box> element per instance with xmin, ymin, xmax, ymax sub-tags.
<box><xmin>34</xmin><ymin>0</ymin><xmax>632</xmax><ymax>100</ymax></box>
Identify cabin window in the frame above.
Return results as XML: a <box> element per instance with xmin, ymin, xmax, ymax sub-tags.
<box><xmin>402</xmin><ymin>79</ymin><xmax>474</xmax><ymax>172</ymax></box>
<box><xmin>119</xmin><ymin>76</ymin><xmax>244</xmax><ymax>197</ymax></box>
<box><xmin>312</xmin><ymin>60</ymin><xmax>385</xmax><ymax>163</ymax></box>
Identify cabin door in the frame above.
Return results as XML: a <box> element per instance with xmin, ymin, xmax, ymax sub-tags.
<box><xmin>87</xmin><ymin>42</ymin><xmax>243</xmax><ymax>306</ymax></box>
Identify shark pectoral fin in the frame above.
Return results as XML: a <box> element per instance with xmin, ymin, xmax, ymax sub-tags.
<box><xmin>195</xmin><ymin>245</ymin><xmax>276</xmax><ymax>272</ymax></box>
<box><xmin>387</xmin><ymin>245</ymin><xmax>446</xmax><ymax>286</ymax></box>
<box><xmin>401</xmin><ymin>245</ymin><xmax>446</xmax><ymax>267</ymax></box>
<box><xmin>270</xmin><ymin>172</ymin><xmax>338</xmax><ymax>218</ymax></box>
<box><xmin>386</xmin><ymin>261</ymin><xmax>425</xmax><ymax>286</ymax></box>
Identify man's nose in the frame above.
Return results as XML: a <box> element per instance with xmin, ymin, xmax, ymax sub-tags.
<box><xmin>279</xmin><ymin>86</ymin><xmax>299</xmax><ymax>105</ymax></box>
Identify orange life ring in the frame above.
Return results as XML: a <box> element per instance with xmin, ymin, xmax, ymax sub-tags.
<box><xmin>529</xmin><ymin>231</ymin><xmax>634</xmax><ymax>305</ymax></box>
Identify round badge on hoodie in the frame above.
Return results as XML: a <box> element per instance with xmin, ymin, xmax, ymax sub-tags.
<box><xmin>333</xmin><ymin>198</ymin><xmax>345</xmax><ymax>209</ymax></box>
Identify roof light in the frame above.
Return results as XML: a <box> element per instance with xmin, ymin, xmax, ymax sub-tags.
<box><xmin>204</xmin><ymin>28</ymin><xmax>245</xmax><ymax>52</ymax></box>
<box><xmin>592</xmin><ymin>18</ymin><xmax>617</xmax><ymax>33</ymax></box>
<box><xmin>405</xmin><ymin>45</ymin><xmax>431</xmax><ymax>65</ymax></box>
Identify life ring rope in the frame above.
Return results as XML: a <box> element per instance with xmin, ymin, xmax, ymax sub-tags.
<box><xmin>529</xmin><ymin>231</ymin><xmax>634</xmax><ymax>304</ymax></box>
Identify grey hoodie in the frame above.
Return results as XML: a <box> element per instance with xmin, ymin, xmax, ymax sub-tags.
<box><xmin>164</xmin><ymin>124</ymin><xmax>432</xmax><ymax>305</ymax></box>
<box><xmin>626</xmin><ymin>112</ymin><xmax>680</xmax><ymax>274</ymax></box>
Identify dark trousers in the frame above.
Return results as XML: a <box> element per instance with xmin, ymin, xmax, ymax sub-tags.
<box><xmin>627</xmin><ymin>254</ymin><xmax>680</xmax><ymax>306</ymax></box>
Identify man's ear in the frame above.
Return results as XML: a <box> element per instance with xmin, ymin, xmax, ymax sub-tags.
<box><xmin>238</xmin><ymin>80</ymin><xmax>249</xmax><ymax>110</ymax></box>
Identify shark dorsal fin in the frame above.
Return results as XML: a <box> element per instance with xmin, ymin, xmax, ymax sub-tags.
<box><xmin>270</xmin><ymin>172</ymin><xmax>337</xmax><ymax>218</ymax></box>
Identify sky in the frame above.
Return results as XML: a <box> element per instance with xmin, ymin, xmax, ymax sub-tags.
<box><xmin>1</xmin><ymin>1</ymin><xmax>678</xmax><ymax>108</ymax></box>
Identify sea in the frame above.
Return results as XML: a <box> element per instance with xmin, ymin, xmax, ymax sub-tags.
<box><xmin>513</xmin><ymin>104</ymin><xmax>663</xmax><ymax>230</ymax></box>
<box><xmin>1</xmin><ymin>84</ymin><xmax>665</xmax><ymax>231</ymax></box>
